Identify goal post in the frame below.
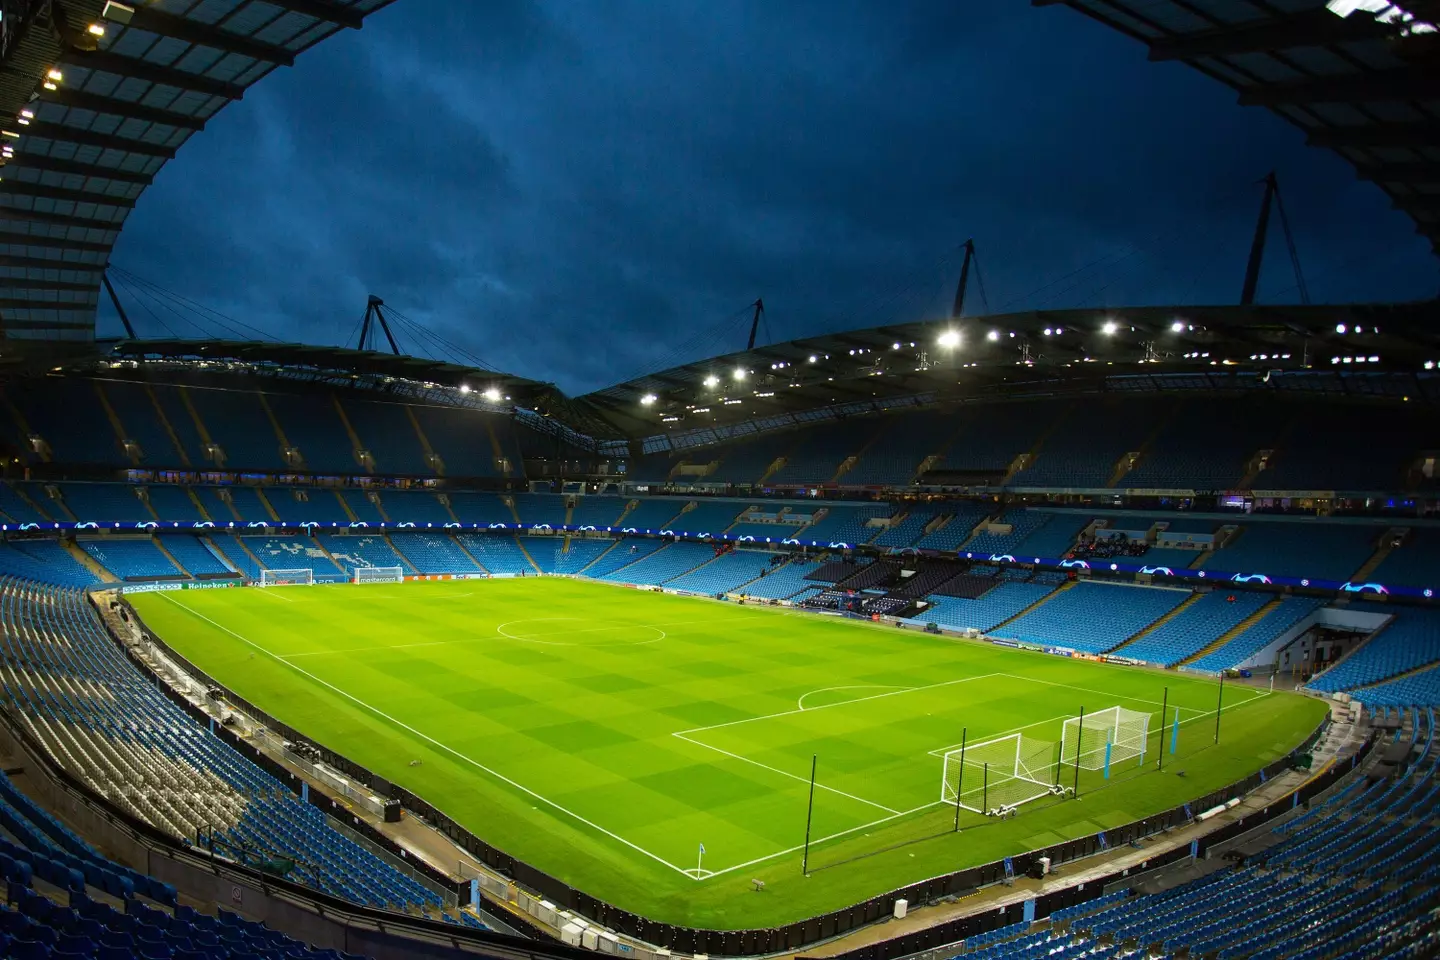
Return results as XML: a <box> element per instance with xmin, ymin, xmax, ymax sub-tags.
<box><xmin>941</xmin><ymin>732</ymin><xmax>1063</xmax><ymax>815</ymax></box>
<box><xmin>1060</xmin><ymin>706</ymin><xmax>1150</xmax><ymax>773</ymax></box>
<box><xmin>354</xmin><ymin>565</ymin><xmax>405</xmax><ymax>585</ymax></box>
<box><xmin>259</xmin><ymin>568</ymin><xmax>314</xmax><ymax>587</ymax></box>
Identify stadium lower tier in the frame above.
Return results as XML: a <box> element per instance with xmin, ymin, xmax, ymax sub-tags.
<box><xmin>0</xmin><ymin>577</ymin><xmax>498</xmax><ymax>940</ymax></box>
<box><xmin>1006</xmin><ymin>715</ymin><xmax>1440</xmax><ymax>960</ymax></box>
<box><xmin>2</xmin><ymin>528</ymin><xmax>1438</xmax><ymax>706</ymax></box>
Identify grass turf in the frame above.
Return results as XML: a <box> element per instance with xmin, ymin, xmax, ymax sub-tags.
<box><xmin>130</xmin><ymin>576</ymin><xmax>1328</xmax><ymax>929</ymax></box>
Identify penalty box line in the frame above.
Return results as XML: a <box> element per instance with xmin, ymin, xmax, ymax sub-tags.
<box><xmin>155</xmin><ymin>593</ymin><xmax>700</xmax><ymax>881</ymax></box>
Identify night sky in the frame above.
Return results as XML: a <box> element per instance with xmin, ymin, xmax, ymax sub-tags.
<box><xmin>97</xmin><ymin>1</ymin><xmax>1439</xmax><ymax>395</ymax></box>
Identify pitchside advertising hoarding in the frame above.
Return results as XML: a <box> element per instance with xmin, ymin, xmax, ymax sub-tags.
<box><xmin>23</xmin><ymin>516</ymin><xmax>1434</xmax><ymax>599</ymax></box>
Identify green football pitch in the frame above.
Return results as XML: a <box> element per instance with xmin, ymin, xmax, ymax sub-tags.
<box><xmin>130</xmin><ymin>577</ymin><xmax>1327</xmax><ymax>929</ymax></box>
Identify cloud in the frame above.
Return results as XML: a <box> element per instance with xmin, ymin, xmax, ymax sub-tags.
<box><xmin>105</xmin><ymin>0</ymin><xmax>1438</xmax><ymax>395</ymax></box>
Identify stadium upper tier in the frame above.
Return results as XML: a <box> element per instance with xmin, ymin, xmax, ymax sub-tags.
<box><xmin>4</xmin><ymin>371</ymin><xmax>1440</xmax><ymax>494</ymax></box>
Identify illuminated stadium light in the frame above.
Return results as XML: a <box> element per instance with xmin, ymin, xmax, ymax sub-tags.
<box><xmin>1170</xmin><ymin>321</ymin><xmax>1185</xmax><ymax>333</ymax></box>
<box><xmin>1369</xmin><ymin>356</ymin><xmax>1380</xmax><ymax>363</ymax></box>
<box><xmin>1336</xmin><ymin>323</ymin><xmax>1347</xmax><ymax>334</ymax></box>
<box><xmin>724</xmin><ymin>399</ymin><xmax>742</xmax><ymax>405</ymax></box>
<box><xmin>892</xmin><ymin>342</ymin><xmax>900</xmax><ymax>350</ymax></box>
<box><xmin>1042</xmin><ymin>328</ymin><xmax>1052</xmax><ymax>336</ymax></box>
<box><xmin>1426</xmin><ymin>361</ymin><xmax>1436</xmax><ymax>370</ymax></box>
<box><xmin>639</xmin><ymin>393</ymin><xmax>657</xmax><ymax>406</ymax></box>
<box><xmin>458</xmin><ymin>384</ymin><xmax>471</xmax><ymax>394</ymax></box>
<box><xmin>755</xmin><ymin>390</ymin><xmax>775</xmax><ymax>397</ymax></box>
<box><xmin>986</xmin><ymin>329</ymin><xmax>999</xmax><ymax>342</ymax></box>
<box><xmin>937</xmin><ymin>329</ymin><xmax>961</xmax><ymax>349</ymax></box>
<box><xmin>482</xmin><ymin>387</ymin><xmax>502</xmax><ymax>402</ymax></box>
<box><xmin>807</xmin><ymin>355</ymin><xmax>817</xmax><ymax>363</ymax></box>
<box><xmin>87</xmin><ymin>22</ymin><xmax>106</xmax><ymax>37</ymax></box>
<box><xmin>1101</xmin><ymin>320</ymin><xmax>1118</xmax><ymax>335</ymax></box>
<box><xmin>46</xmin><ymin>69</ymin><xmax>63</xmax><ymax>83</ymax></box>
<box><xmin>733</xmin><ymin>366</ymin><xmax>746</xmax><ymax>380</ymax></box>
<box><xmin>1327</xmin><ymin>0</ymin><xmax>1436</xmax><ymax>35</ymax></box>
<box><xmin>703</xmin><ymin>374</ymin><xmax>719</xmax><ymax>387</ymax></box>
<box><xmin>661</xmin><ymin>416</ymin><xmax>679</xmax><ymax>422</ymax></box>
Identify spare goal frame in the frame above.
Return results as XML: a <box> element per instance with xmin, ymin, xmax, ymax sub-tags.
<box><xmin>941</xmin><ymin>732</ymin><xmax>1062</xmax><ymax>815</ymax></box>
<box><xmin>259</xmin><ymin>568</ymin><xmax>315</xmax><ymax>587</ymax></box>
<box><xmin>354</xmin><ymin>565</ymin><xmax>405</xmax><ymax>585</ymax></box>
<box><xmin>1060</xmin><ymin>705</ymin><xmax>1150</xmax><ymax>772</ymax></box>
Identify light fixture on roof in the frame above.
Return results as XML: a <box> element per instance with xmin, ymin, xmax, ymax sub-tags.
<box><xmin>102</xmin><ymin>1</ymin><xmax>136</xmax><ymax>25</ymax></box>
<box><xmin>640</xmin><ymin>393</ymin><xmax>657</xmax><ymax>406</ymax></box>
<box><xmin>87</xmin><ymin>23</ymin><xmax>106</xmax><ymax>37</ymax></box>
<box><xmin>986</xmin><ymin>329</ymin><xmax>999</xmax><ymax>342</ymax></box>
<box><xmin>1101</xmin><ymin>320</ymin><xmax>1118</xmax><ymax>335</ymax></box>
<box><xmin>937</xmin><ymin>329</ymin><xmax>961</xmax><ymax>349</ymax></box>
<box><xmin>892</xmin><ymin>342</ymin><xmax>901</xmax><ymax>350</ymax></box>
<box><xmin>807</xmin><ymin>355</ymin><xmax>817</xmax><ymax>363</ymax></box>
<box><xmin>703</xmin><ymin>374</ymin><xmax>718</xmax><ymax>387</ymax></box>
<box><xmin>483</xmin><ymin>387</ymin><xmax>502</xmax><ymax>402</ymax></box>
<box><xmin>733</xmin><ymin>366</ymin><xmax>746</xmax><ymax>380</ymax></box>
<box><xmin>1042</xmin><ymin>328</ymin><xmax>1052</xmax><ymax>336</ymax></box>
<box><xmin>459</xmin><ymin>384</ymin><xmax>471</xmax><ymax>394</ymax></box>
<box><xmin>1336</xmin><ymin>323</ymin><xmax>1347</xmax><ymax>334</ymax></box>
<box><xmin>1170</xmin><ymin>320</ymin><xmax>1185</xmax><ymax>333</ymax></box>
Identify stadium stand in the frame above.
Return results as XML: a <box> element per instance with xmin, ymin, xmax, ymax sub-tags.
<box><xmin>914</xmin><ymin>502</ymin><xmax>993</xmax><ymax>552</ymax></box>
<box><xmin>144</xmin><ymin>485</ymin><xmax>207</xmax><ymax>522</ymax></box>
<box><xmin>1011</xmin><ymin>400</ymin><xmax>1167</xmax><ymax>488</ymax></box>
<box><xmin>1187</xmin><ymin>596</ymin><xmax>1329</xmax><ymax>673</ymax></box>
<box><xmin>598</xmin><ymin>541</ymin><xmax>714</xmax><ymax>585</ymax></box>
<box><xmin>391</xmin><ymin>532</ymin><xmax>484</xmax><ymax>575</ymax></box>
<box><xmin>766</xmin><ymin>420</ymin><xmax>863</xmax><ymax>485</ymax></box>
<box><xmin>993</xmin><ymin>581</ymin><xmax>1192</xmax><ymax>654</ymax></box>
<box><xmin>1351</xmin><ymin>665</ymin><xmax>1440</xmax><ymax>709</ymax></box>
<box><xmin>910</xmin><ymin>581</ymin><xmax>1057</xmax><ymax>633</ymax></box>
<box><xmin>186</xmin><ymin>388</ymin><xmax>287</xmax><ymax>472</ymax></box>
<box><xmin>840</xmin><ymin>411</ymin><xmax>952</xmax><ymax>486</ymax></box>
<box><xmin>551</xmin><ymin>538</ymin><xmax>620</xmax><ymax>574</ymax></box>
<box><xmin>621</xmin><ymin>498</ymin><xmax>689</xmax><ymax>530</ymax></box>
<box><xmin>340</xmin><ymin>399</ymin><xmax>434</xmax><ymax>476</ymax></box>
<box><xmin>246</xmin><ymin>537</ymin><xmax>346</xmax><ymax>581</ymax></box>
<box><xmin>798</xmin><ymin>503</ymin><xmax>892</xmax><ymax>546</ymax></box>
<box><xmin>58</xmin><ymin>484</ymin><xmax>153</xmax><ymax>523</ymax></box>
<box><xmin>0</xmin><ymin>483</ymin><xmax>48</xmax><ymax>523</ymax></box>
<box><xmin>735</xmin><ymin>559</ymin><xmax>822</xmax><ymax>599</ymax></box>
<box><xmin>1309</xmin><ymin>606</ymin><xmax>1440</xmax><ymax>697</ymax></box>
<box><xmin>1118</xmin><ymin>590</ymin><xmax>1272</xmax><ymax>666</ymax></box>
<box><xmin>1206</xmin><ymin>521</ymin><xmax>1379</xmax><ymax>582</ymax></box>
<box><xmin>410</xmin><ymin>405</ymin><xmax>513</xmax><ymax>478</ymax></box>
<box><xmin>583</xmin><ymin>538</ymin><xmax>666</xmax><ymax>579</ymax></box>
<box><xmin>1259</xmin><ymin>406</ymin><xmax>1432</xmax><ymax>492</ymax></box>
<box><xmin>79</xmin><ymin>539</ymin><xmax>181</xmax><ymax>580</ymax></box>
<box><xmin>159</xmin><ymin>535</ymin><xmax>236</xmax><ymax>577</ymax></box>
<box><xmin>669</xmin><ymin>500</ymin><xmax>748</xmax><ymax>534</ymax></box>
<box><xmin>454</xmin><ymin>534</ymin><xmax>536</xmax><ymax>575</ymax></box>
<box><xmin>227</xmin><ymin>488</ymin><xmax>274</xmax><ymax>523</ymax></box>
<box><xmin>1117</xmin><ymin>400</ymin><xmax>1275</xmax><ymax>490</ymax></box>
<box><xmin>340</xmin><ymin>488</ymin><xmax>388</xmax><ymax>524</ymax></box>
<box><xmin>265</xmin><ymin>390</ymin><xmax>359</xmax><ymax>475</ymax></box>
<box><xmin>318</xmin><ymin>535</ymin><xmax>407</xmax><ymax>576</ymax></box>
<box><xmin>100</xmin><ymin>380</ymin><xmax>188</xmax><ymax>468</ymax></box>
<box><xmin>570</xmin><ymin>496</ymin><xmax>629</xmax><ymax>527</ymax></box>
<box><xmin>5</xmin><ymin>378</ymin><xmax>119</xmax><ymax>466</ymax></box>
<box><xmin>377</xmin><ymin>489</ymin><xmax>453</xmax><ymax>524</ymax></box>
<box><xmin>446</xmin><ymin>491</ymin><xmax>512</xmax><ymax>524</ymax></box>
<box><xmin>1372</xmin><ymin>527</ymin><xmax>1440</xmax><ymax>589</ymax></box>
<box><xmin>707</xmin><ymin>434</ymin><xmax>795</xmax><ymax>484</ymax></box>
<box><xmin>267</xmin><ymin>487</ymin><xmax>351</xmax><ymax>523</ymax></box>
<box><xmin>943</xmin><ymin>403</ymin><xmax>1058</xmax><ymax>476</ymax></box>
<box><xmin>873</xmin><ymin>506</ymin><xmax>940</xmax><ymax>548</ymax></box>
<box><xmin>0</xmin><ymin>579</ymin><xmax>446</xmax><ymax>911</ymax></box>
<box><xmin>513</xmin><ymin>493</ymin><xmax>570</xmax><ymax>526</ymax></box>
<box><xmin>213</xmin><ymin>535</ymin><xmax>264</xmax><ymax>580</ymax></box>
<box><xmin>666</xmin><ymin>549</ymin><xmax>775</xmax><ymax>595</ymax></box>
<box><xmin>0</xmin><ymin>541</ymin><xmax>99</xmax><ymax>588</ymax></box>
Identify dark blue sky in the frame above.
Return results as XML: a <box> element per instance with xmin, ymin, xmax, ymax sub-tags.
<box><xmin>98</xmin><ymin>0</ymin><xmax>1439</xmax><ymax>395</ymax></box>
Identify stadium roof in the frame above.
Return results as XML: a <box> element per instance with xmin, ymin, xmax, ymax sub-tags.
<box><xmin>576</xmin><ymin>301</ymin><xmax>1440</xmax><ymax>437</ymax></box>
<box><xmin>1035</xmin><ymin>0</ymin><xmax>1440</xmax><ymax>256</ymax></box>
<box><xmin>0</xmin><ymin>0</ymin><xmax>393</xmax><ymax>345</ymax></box>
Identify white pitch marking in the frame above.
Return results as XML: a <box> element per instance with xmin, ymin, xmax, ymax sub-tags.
<box><xmin>156</xmin><ymin>593</ymin><xmax>698</xmax><ymax>879</ymax></box>
<box><xmin>254</xmin><ymin>588</ymin><xmax>294</xmax><ymax>603</ymax></box>
<box><xmin>675</xmin><ymin>673</ymin><xmax>1001</xmax><ymax>737</ymax></box>
<box><xmin>671</xmin><ymin>732</ymin><xmax>899</xmax><ymax>815</ymax></box>
<box><xmin>797</xmin><ymin>684</ymin><xmax>913</xmax><ymax>712</ymax></box>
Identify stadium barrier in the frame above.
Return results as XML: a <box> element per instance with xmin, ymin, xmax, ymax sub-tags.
<box><xmin>112</xmin><ymin>583</ymin><xmax>1340</xmax><ymax>958</ymax></box>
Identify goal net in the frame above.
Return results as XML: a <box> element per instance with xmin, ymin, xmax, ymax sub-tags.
<box><xmin>259</xmin><ymin>568</ymin><xmax>314</xmax><ymax>587</ymax></box>
<box><xmin>941</xmin><ymin>733</ymin><xmax>1061</xmax><ymax>815</ymax></box>
<box><xmin>1060</xmin><ymin>706</ymin><xmax>1150</xmax><ymax>772</ymax></box>
<box><xmin>354</xmin><ymin>565</ymin><xmax>405</xmax><ymax>585</ymax></box>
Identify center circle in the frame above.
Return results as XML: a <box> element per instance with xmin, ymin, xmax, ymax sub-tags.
<box><xmin>495</xmin><ymin>618</ymin><xmax>666</xmax><ymax>647</ymax></box>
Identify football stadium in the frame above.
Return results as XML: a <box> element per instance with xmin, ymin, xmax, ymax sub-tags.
<box><xmin>0</xmin><ymin>2</ymin><xmax>1435</xmax><ymax>960</ymax></box>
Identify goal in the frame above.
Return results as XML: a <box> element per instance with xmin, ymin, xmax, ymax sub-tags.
<box><xmin>354</xmin><ymin>565</ymin><xmax>405</xmax><ymax>585</ymax></box>
<box><xmin>941</xmin><ymin>732</ymin><xmax>1062</xmax><ymax>815</ymax></box>
<box><xmin>259</xmin><ymin>568</ymin><xmax>314</xmax><ymax>587</ymax></box>
<box><xmin>1060</xmin><ymin>706</ymin><xmax>1150</xmax><ymax>772</ymax></box>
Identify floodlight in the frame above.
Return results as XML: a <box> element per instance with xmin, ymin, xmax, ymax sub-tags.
<box><xmin>87</xmin><ymin>23</ymin><xmax>106</xmax><ymax>37</ymax></box>
<box><xmin>937</xmin><ymin>329</ymin><xmax>961</xmax><ymax>349</ymax></box>
<box><xmin>703</xmin><ymin>374</ymin><xmax>719</xmax><ymax>387</ymax></box>
<box><xmin>640</xmin><ymin>393</ymin><xmax>657</xmax><ymax>406</ymax></box>
<box><xmin>807</xmin><ymin>355</ymin><xmax>818</xmax><ymax>363</ymax></box>
<box><xmin>459</xmin><ymin>384</ymin><xmax>471</xmax><ymax>394</ymax></box>
<box><xmin>1336</xmin><ymin>323</ymin><xmax>1348</xmax><ymax>334</ymax></box>
<box><xmin>733</xmin><ymin>366</ymin><xmax>746</xmax><ymax>380</ymax></box>
<box><xmin>483</xmin><ymin>387</ymin><xmax>502</xmax><ymax>402</ymax></box>
<box><xmin>46</xmin><ymin>69</ymin><xmax>62</xmax><ymax>83</ymax></box>
<box><xmin>1170</xmin><ymin>320</ymin><xmax>1185</xmax><ymax>333</ymax></box>
<box><xmin>986</xmin><ymin>329</ymin><xmax>999</xmax><ymax>342</ymax></box>
<box><xmin>1101</xmin><ymin>320</ymin><xmax>1118</xmax><ymax>335</ymax></box>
